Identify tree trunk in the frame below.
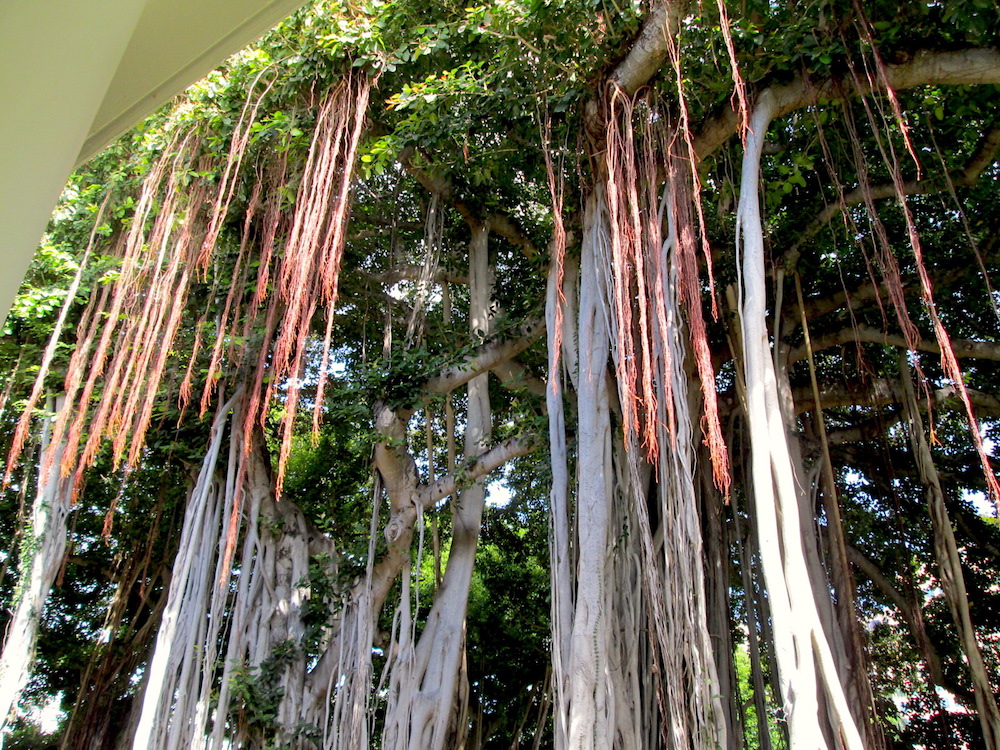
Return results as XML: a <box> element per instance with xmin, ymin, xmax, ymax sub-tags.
<box><xmin>130</xmin><ymin>391</ymin><xmax>241</xmax><ymax>750</ymax></box>
<box><xmin>382</xmin><ymin>222</ymin><xmax>493</xmax><ymax>749</ymax></box>
<box><xmin>563</xmin><ymin>190</ymin><xmax>614</xmax><ymax>749</ymax></box>
<box><xmin>0</xmin><ymin>396</ymin><xmax>74</xmax><ymax>744</ymax></box>
<box><xmin>736</xmin><ymin>94</ymin><xmax>865</xmax><ymax>750</ymax></box>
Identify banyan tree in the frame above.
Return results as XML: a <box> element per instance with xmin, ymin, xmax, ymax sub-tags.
<box><xmin>0</xmin><ymin>0</ymin><xmax>999</xmax><ymax>747</ymax></box>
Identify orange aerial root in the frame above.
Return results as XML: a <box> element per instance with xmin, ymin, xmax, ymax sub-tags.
<box><xmin>713</xmin><ymin>0</ymin><xmax>749</xmax><ymax>141</ymax></box>
<box><xmin>542</xmin><ymin>111</ymin><xmax>568</xmax><ymax>391</ymax></box>
<box><xmin>4</xmin><ymin>71</ymin><xmax>373</xmax><ymax>560</ymax></box>
<box><xmin>601</xmin><ymin>88</ymin><xmax>730</xmax><ymax>494</ymax></box>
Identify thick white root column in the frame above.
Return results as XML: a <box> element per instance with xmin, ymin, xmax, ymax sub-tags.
<box><xmin>564</xmin><ymin>191</ymin><xmax>614</xmax><ymax>749</ymax></box>
<box><xmin>0</xmin><ymin>397</ymin><xmax>73</xmax><ymax>743</ymax></box>
<box><xmin>735</xmin><ymin>94</ymin><xmax>864</xmax><ymax>750</ymax></box>
<box><xmin>655</xmin><ymin>197</ymin><xmax>728</xmax><ymax>750</ymax></box>
<box><xmin>131</xmin><ymin>392</ymin><xmax>241</xmax><ymax>750</ymax></box>
<box><xmin>546</xmin><ymin>251</ymin><xmax>577</xmax><ymax>750</ymax></box>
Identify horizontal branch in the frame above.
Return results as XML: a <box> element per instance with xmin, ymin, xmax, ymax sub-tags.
<box><xmin>493</xmin><ymin>359</ymin><xmax>547</xmax><ymax>399</ymax></box>
<box><xmin>369</xmin><ymin>433</ymin><xmax>537</xmax><ymax>583</ymax></box>
<box><xmin>821</xmin><ymin>126</ymin><xmax>1000</xmax><ymax>215</ymax></box>
<box><xmin>843</xmin><ymin>543</ymin><xmax>913</xmax><ymax>625</ymax></box>
<box><xmin>787</xmin><ymin>324</ymin><xmax>1000</xmax><ymax>365</ymax></box>
<box><xmin>793</xmin><ymin>250</ymin><xmax>985</xmax><ymax>324</ymax></box>
<box><xmin>826</xmin><ymin>409</ymin><xmax>902</xmax><ymax>446</ymax></box>
<box><xmin>695</xmin><ymin>48</ymin><xmax>1000</xmax><ymax>160</ymax></box>
<box><xmin>843</xmin><ymin>540</ymin><xmax>973</xmax><ymax>708</ymax></box>
<box><xmin>346</xmin><ymin>225</ymin><xmax>424</xmax><ymax>243</ymax></box>
<box><xmin>397</xmin><ymin>147</ymin><xmax>538</xmax><ymax>257</ymax></box>
<box><xmin>486</xmin><ymin>214</ymin><xmax>539</xmax><ymax>259</ymax></box>
<box><xmin>360</xmin><ymin>265</ymin><xmax>469</xmax><ymax>286</ymax></box>
<box><xmin>422</xmin><ymin>319</ymin><xmax>544</xmax><ymax>395</ymax></box>
<box><xmin>373</xmin><ymin>319</ymin><xmax>542</xmax><ymax>510</ymax></box>
<box><xmin>794</xmin><ymin>378</ymin><xmax>1000</xmax><ymax>417</ymax></box>
<box><xmin>796</xmin><ymin>279</ymin><xmax>898</xmax><ymax>323</ymax></box>
<box><xmin>417</xmin><ymin>434</ymin><xmax>537</xmax><ymax>508</ymax></box>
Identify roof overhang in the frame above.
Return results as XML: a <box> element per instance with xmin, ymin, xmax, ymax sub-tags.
<box><xmin>78</xmin><ymin>0</ymin><xmax>306</xmax><ymax>165</ymax></box>
<box><xmin>0</xmin><ymin>0</ymin><xmax>305</xmax><ymax>321</ymax></box>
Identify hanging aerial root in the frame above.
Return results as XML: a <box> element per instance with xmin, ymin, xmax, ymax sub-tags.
<box><xmin>3</xmin><ymin>194</ymin><xmax>110</xmax><ymax>487</ymax></box>
<box><xmin>541</xmin><ymin>110</ymin><xmax>568</xmax><ymax>389</ymax></box>
<box><xmin>604</xmin><ymin>90</ymin><xmax>641</xmax><ymax>447</ymax></box>
<box><xmin>198</xmin><ymin>69</ymin><xmax>278</xmax><ymax>268</ymax></box>
<box><xmin>842</xmin><ymin>43</ymin><xmax>1000</xmax><ymax>506</ymax></box>
<box><xmin>596</xmin><ymin>93</ymin><xmax>729</xmax><ymax>745</ymax></box>
<box><xmin>218</xmin><ymin>72</ymin><xmax>373</xmax><ymax>575</ymax></box>
<box><xmin>598</xmin><ymin>85</ymin><xmax>731</xmax><ymax>494</ymax></box>
<box><xmin>850</xmin><ymin>2</ymin><xmax>921</xmax><ymax>176</ymax></box>
<box><xmin>642</xmin><ymin>116</ymin><xmax>675</xmax><ymax>444</ymax></box>
<box><xmin>198</xmin><ymin>178</ymin><xmax>264</xmax><ymax>417</ymax></box>
<box><xmin>668</xmin><ymin>157</ymin><xmax>731</xmax><ymax>494</ymax></box>
<box><xmin>834</xmin><ymin>66</ymin><xmax>928</xmax><ymax>397</ymax></box>
<box><xmin>713</xmin><ymin>0</ymin><xmax>749</xmax><ymax>140</ymax></box>
<box><xmin>663</xmin><ymin>17</ymin><xmax>719</xmax><ymax>320</ymax></box>
<box><xmin>4</xmin><ymin>70</ymin><xmax>373</xmax><ymax>521</ymax></box>
<box><xmin>54</xmin><ymin>130</ymin><xmax>207</xmax><ymax>487</ymax></box>
<box><xmin>0</xmin><ymin>63</ymin><xmax>379</xmax><ymax>750</ymax></box>
<box><xmin>661</xmin><ymin>18</ymin><xmax>732</xmax><ymax>491</ymax></box>
<box><xmin>888</xmin><ymin>144</ymin><xmax>1000</xmax><ymax>506</ymax></box>
<box><xmin>604</xmin><ymin>88</ymin><xmax>658</xmax><ymax>460</ymax></box>
<box><xmin>310</xmin><ymin>72</ymin><xmax>373</xmax><ymax>438</ymax></box>
<box><xmin>256</xmin><ymin>72</ymin><xmax>374</xmax><ymax>495</ymax></box>
<box><xmin>929</xmin><ymin>126</ymin><xmax>1000</xmax><ymax>325</ymax></box>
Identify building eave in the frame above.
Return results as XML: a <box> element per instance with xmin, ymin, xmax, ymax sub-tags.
<box><xmin>77</xmin><ymin>0</ymin><xmax>305</xmax><ymax>166</ymax></box>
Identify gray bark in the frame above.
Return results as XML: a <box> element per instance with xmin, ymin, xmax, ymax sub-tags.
<box><xmin>0</xmin><ymin>396</ymin><xmax>74</xmax><ymax>744</ymax></box>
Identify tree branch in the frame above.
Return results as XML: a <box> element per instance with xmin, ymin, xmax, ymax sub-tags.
<box><xmin>417</xmin><ymin>435</ymin><xmax>537</xmax><ymax>508</ymax></box>
<box><xmin>607</xmin><ymin>0</ymin><xmax>687</xmax><ymax>96</ymax></box>
<box><xmin>784</xmin><ymin>127</ymin><xmax>1000</xmax><ymax>267</ymax></box>
<box><xmin>844</xmin><ymin>541</ymin><xmax>974</xmax><ymax>708</ymax></box>
<box><xmin>794</xmin><ymin>379</ymin><xmax>1000</xmax><ymax>417</ymax></box>
<box><xmin>493</xmin><ymin>359</ymin><xmax>548</xmax><ymax>399</ymax></box>
<box><xmin>792</xmin><ymin>253</ymin><xmax>989</xmax><ymax>325</ymax></box>
<box><xmin>397</xmin><ymin>146</ymin><xmax>539</xmax><ymax>257</ymax></box>
<box><xmin>695</xmin><ymin>48</ymin><xmax>1000</xmax><ymax>160</ymax></box>
<box><xmin>360</xmin><ymin>265</ymin><xmax>469</xmax><ymax>286</ymax></box>
<box><xmin>422</xmin><ymin>318</ymin><xmax>544</xmax><ymax>395</ymax></box>
<box><xmin>370</xmin><ymin>431</ymin><xmax>537</xmax><ymax>588</ymax></box>
<box><xmin>787</xmin><ymin>324</ymin><xmax>1000</xmax><ymax>365</ymax></box>
<box><xmin>373</xmin><ymin>403</ymin><xmax>420</xmax><ymax>513</ymax></box>
<box><xmin>826</xmin><ymin>409</ymin><xmax>903</xmax><ymax>446</ymax></box>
